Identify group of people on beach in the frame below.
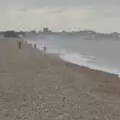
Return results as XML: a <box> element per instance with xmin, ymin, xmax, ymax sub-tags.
<box><xmin>17</xmin><ymin>39</ymin><xmax>47</xmax><ymax>53</ymax></box>
<box><xmin>33</xmin><ymin>43</ymin><xmax>47</xmax><ymax>52</ymax></box>
<box><xmin>40</xmin><ymin>44</ymin><xmax>47</xmax><ymax>52</ymax></box>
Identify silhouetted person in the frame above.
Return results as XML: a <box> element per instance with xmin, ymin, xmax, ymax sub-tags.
<box><xmin>34</xmin><ymin>43</ymin><xmax>37</xmax><ymax>48</ymax></box>
<box><xmin>43</xmin><ymin>45</ymin><xmax>47</xmax><ymax>52</ymax></box>
<box><xmin>17</xmin><ymin>40</ymin><xmax>22</xmax><ymax>49</ymax></box>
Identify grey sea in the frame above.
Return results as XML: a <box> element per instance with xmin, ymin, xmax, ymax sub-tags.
<box><xmin>25</xmin><ymin>34</ymin><xmax>120</xmax><ymax>76</ymax></box>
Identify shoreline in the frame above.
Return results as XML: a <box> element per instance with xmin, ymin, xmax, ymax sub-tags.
<box><xmin>63</xmin><ymin>60</ymin><xmax>118</xmax><ymax>77</ymax></box>
<box><xmin>26</xmin><ymin>39</ymin><xmax>120</xmax><ymax>78</ymax></box>
<box><xmin>27</xmin><ymin>40</ymin><xmax>119</xmax><ymax>78</ymax></box>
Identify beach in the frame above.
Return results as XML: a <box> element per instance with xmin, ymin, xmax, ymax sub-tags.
<box><xmin>0</xmin><ymin>38</ymin><xmax>120</xmax><ymax>120</ymax></box>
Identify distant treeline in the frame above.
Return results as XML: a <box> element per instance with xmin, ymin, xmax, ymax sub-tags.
<box><xmin>3</xmin><ymin>31</ymin><xmax>24</xmax><ymax>38</ymax></box>
<box><xmin>0</xmin><ymin>30</ymin><xmax>120</xmax><ymax>40</ymax></box>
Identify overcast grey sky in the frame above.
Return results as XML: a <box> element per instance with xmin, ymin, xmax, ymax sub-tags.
<box><xmin>0</xmin><ymin>0</ymin><xmax>120</xmax><ymax>32</ymax></box>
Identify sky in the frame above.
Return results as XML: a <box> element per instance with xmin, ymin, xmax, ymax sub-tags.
<box><xmin>0</xmin><ymin>0</ymin><xmax>120</xmax><ymax>32</ymax></box>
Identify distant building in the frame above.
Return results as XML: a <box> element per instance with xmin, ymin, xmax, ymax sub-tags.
<box><xmin>30</xmin><ymin>30</ymin><xmax>36</xmax><ymax>34</ymax></box>
<box><xmin>62</xmin><ymin>30</ymin><xmax>66</xmax><ymax>33</ymax></box>
<box><xmin>4</xmin><ymin>31</ymin><xmax>18</xmax><ymax>38</ymax></box>
<box><xmin>43</xmin><ymin>27</ymin><xmax>52</xmax><ymax>33</ymax></box>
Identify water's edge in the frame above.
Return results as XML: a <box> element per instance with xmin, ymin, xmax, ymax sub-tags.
<box><xmin>26</xmin><ymin>40</ymin><xmax>120</xmax><ymax>78</ymax></box>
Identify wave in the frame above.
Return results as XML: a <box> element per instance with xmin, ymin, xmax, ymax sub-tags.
<box><xmin>60</xmin><ymin>52</ymin><xmax>120</xmax><ymax>77</ymax></box>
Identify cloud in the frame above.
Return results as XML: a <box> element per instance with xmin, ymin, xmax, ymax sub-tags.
<box><xmin>0</xmin><ymin>0</ymin><xmax>120</xmax><ymax>8</ymax></box>
<box><xmin>0</xmin><ymin>7</ymin><xmax>95</xmax><ymax>30</ymax></box>
<box><xmin>0</xmin><ymin>0</ymin><xmax>120</xmax><ymax>32</ymax></box>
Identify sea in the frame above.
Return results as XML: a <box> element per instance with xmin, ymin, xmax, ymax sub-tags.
<box><xmin>24</xmin><ymin>34</ymin><xmax>120</xmax><ymax>77</ymax></box>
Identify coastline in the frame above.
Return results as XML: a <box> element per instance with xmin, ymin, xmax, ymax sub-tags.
<box><xmin>0</xmin><ymin>38</ymin><xmax>120</xmax><ymax>119</ymax></box>
<box><xmin>26</xmin><ymin>39</ymin><xmax>120</xmax><ymax>77</ymax></box>
<box><xmin>26</xmin><ymin>39</ymin><xmax>120</xmax><ymax>99</ymax></box>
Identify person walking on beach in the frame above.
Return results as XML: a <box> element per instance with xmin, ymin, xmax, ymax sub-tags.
<box><xmin>40</xmin><ymin>44</ymin><xmax>47</xmax><ymax>52</ymax></box>
<box><xmin>34</xmin><ymin>43</ymin><xmax>37</xmax><ymax>48</ymax></box>
<box><xmin>43</xmin><ymin>45</ymin><xmax>47</xmax><ymax>52</ymax></box>
<box><xmin>17</xmin><ymin>39</ymin><xmax>22</xmax><ymax>49</ymax></box>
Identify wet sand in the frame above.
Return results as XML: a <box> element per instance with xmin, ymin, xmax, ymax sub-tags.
<box><xmin>0</xmin><ymin>38</ymin><xmax>120</xmax><ymax>120</ymax></box>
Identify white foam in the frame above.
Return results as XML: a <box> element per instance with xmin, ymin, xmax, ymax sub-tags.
<box><xmin>60</xmin><ymin>52</ymin><xmax>120</xmax><ymax>77</ymax></box>
<box><xmin>26</xmin><ymin>40</ymin><xmax>35</xmax><ymax>45</ymax></box>
<box><xmin>60</xmin><ymin>53</ymin><xmax>90</xmax><ymax>66</ymax></box>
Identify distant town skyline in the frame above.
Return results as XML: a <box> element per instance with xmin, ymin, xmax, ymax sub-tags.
<box><xmin>0</xmin><ymin>0</ymin><xmax>120</xmax><ymax>33</ymax></box>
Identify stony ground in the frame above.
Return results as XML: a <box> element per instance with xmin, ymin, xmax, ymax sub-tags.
<box><xmin>0</xmin><ymin>38</ymin><xmax>120</xmax><ymax>120</ymax></box>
